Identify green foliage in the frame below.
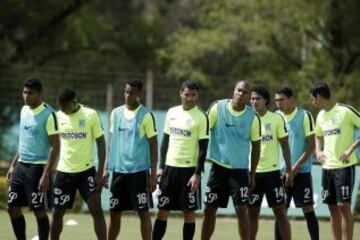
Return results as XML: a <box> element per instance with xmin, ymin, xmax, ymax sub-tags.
<box><xmin>0</xmin><ymin>176</ymin><xmax>8</xmax><ymax>209</ymax></box>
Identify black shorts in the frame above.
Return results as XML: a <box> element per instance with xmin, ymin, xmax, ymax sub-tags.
<box><xmin>53</xmin><ymin>167</ymin><xmax>97</xmax><ymax>209</ymax></box>
<box><xmin>205</xmin><ymin>163</ymin><xmax>249</xmax><ymax>208</ymax></box>
<box><xmin>8</xmin><ymin>162</ymin><xmax>50</xmax><ymax>210</ymax></box>
<box><xmin>249</xmin><ymin>170</ymin><xmax>285</xmax><ymax>207</ymax></box>
<box><xmin>285</xmin><ymin>172</ymin><xmax>314</xmax><ymax>207</ymax></box>
<box><xmin>109</xmin><ymin>170</ymin><xmax>153</xmax><ymax>212</ymax></box>
<box><xmin>322</xmin><ymin>166</ymin><xmax>355</xmax><ymax>204</ymax></box>
<box><xmin>157</xmin><ymin>166</ymin><xmax>201</xmax><ymax>211</ymax></box>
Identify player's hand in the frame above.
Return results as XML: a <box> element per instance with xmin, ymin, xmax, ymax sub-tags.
<box><xmin>249</xmin><ymin>172</ymin><xmax>256</xmax><ymax>191</ymax></box>
<box><xmin>187</xmin><ymin>174</ymin><xmax>200</xmax><ymax>192</ymax></box>
<box><xmin>6</xmin><ymin>165</ymin><xmax>15</xmax><ymax>182</ymax></box>
<box><xmin>102</xmin><ymin>170</ymin><xmax>109</xmax><ymax>189</ymax></box>
<box><xmin>340</xmin><ymin>148</ymin><xmax>352</xmax><ymax>163</ymax></box>
<box><xmin>38</xmin><ymin>174</ymin><xmax>50</xmax><ymax>193</ymax></box>
<box><xmin>292</xmin><ymin>163</ymin><xmax>301</xmax><ymax>178</ymax></box>
<box><xmin>284</xmin><ymin>171</ymin><xmax>293</xmax><ymax>187</ymax></box>
<box><xmin>149</xmin><ymin>173</ymin><xmax>157</xmax><ymax>193</ymax></box>
<box><xmin>316</xmin><ymin>151</ymin><xmax>326</xmax><ymax>165</ymax></box>
<box><xmin>96</xmin><ymin>172</ymin><xmax>106</xmax><ymax>192</ymax></box>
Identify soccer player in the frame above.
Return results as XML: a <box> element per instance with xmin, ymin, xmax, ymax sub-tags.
<box><xmin>249</xmin><ymin>85</ymin><xmax>293</xmax><ymax>240</ymax></box>
<box><xmin>50</xmin><ymin>89</ymin><xmax>107</xmax><ymax>240</ymax></box>
<box><xmin>274</xmin><ymin>86</ymin><xmax>319</xmax><ymax>240</ymax></box>
<box><xmin>152</xmin><ymin>80</ymin><xmax>209</xmax><ymax>240</ymax></box>
<box><xmin>7</xmin><ymin>78</ymin><xmax>60</xmax><ymax>240</ymax></box>
<box><xmin>201</xmin><ymin>80</ymin><xmax>261</xmax><ymax>240</ymax></box>
<box><xmin>310</xmin><ymin>82</ymin><xmax>360</xmax><ymax>240</ymax></box>
<box><xmin>105</xmin><ymin>80</ymin><xmax>158</xmax><ymax>240</ymax></box>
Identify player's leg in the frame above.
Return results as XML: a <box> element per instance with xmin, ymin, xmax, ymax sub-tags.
<box><xmin>183</xmin><ymin>210</ymin><xmax>196</xmax><ymax>240</ymax></box>
<box><xmin>230</xmin><ymin>169</ymin><xmax>251</xmax><ymax>240</ymax></box>
<box><xmin>248</xmin><ymin>206</ymin><xmax>260</xmax><ymax>240</ymax></box>
<box><xmin>272</xmin><ymin>205</ymin><xmax>291</xmax><ymax>240</ymax></box>
<box><xmin>51</xmin><ymin>208</ymin><xmax>67</xmax><ymax>240</ymax></box>
<box><xmin>201</xmin><ymin>205</ymin><xmax>218</xmax><ymax>240</ymax></box>
<box><xmin>132</xmin><ymin>171</ymin><xmax>153</xmax><ymax>240</ymax></box>
<box><xmin>108</xmin><ymin>211</ymin><xmax>122</xmax><ymax>240</ymax></box>
<box><xmin>328</xmin><ymin>205</ymin><xmax>342</xmax><ymax>240</ymax></box>
<box><xmin>322</xmin><ymin>169</ymin><xmax>341</xmax><ymax>240</ymax></box>
<box><xmin>51</xmin><ymin>171</ymin><xmax>76</xmax><ymax>240</ymax></box>
<box><xmin>7</xmin><ymin>163</ymin><xmax>28</xmax><ymax>240</ymax></box>
<box><xmin>80</xmin><ymin>168</ymin><xmax>106</xmax><ymax>240</ymax></box>
<box><xmin>297</xmin><ymin>173</ymin><xmax>318</xmax><ymax>240</ymax></box>
<box><xmin>334</xmin><ymin>166</ymin><xmax>355</xmax><ymax>240</ymax></box>
<box><xmin>266</xmin><ymin>171</ymin><xmax>290</xmax><ymax>240</ymax></box>
<box><xmin>31</xmin><ymin>164</ymin><xmax>50</xmax><ymax>240</ymax></box>
<box><xmin>201</xmin><ymin>163</ymin><xmax>226</xmax><ymax>240</ymax></box>
<box><xmin>249</xmin><ymin>172</ymin><xmax>264</xmax><ymax>240</ymax></box>
<box><xmin>153</xmin><ymin>166</ymin><xmax>173</xmax><ymax>240</ymax></box>
<box><xmin>138</xmin><ymin>210</ymin><xmax>152</xmax><ymax>240</ymax></box>
<box><xmin>108</xmin><ymin>172</ymin><xmax>126</xmax><ymax>240</ymax></box>
<box><xmin>153</xmin><ymin>209</ymin><xmax>169</xmax><ymax>240</ymax></box>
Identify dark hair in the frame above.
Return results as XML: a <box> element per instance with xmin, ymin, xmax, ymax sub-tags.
<box><xmin>275</xmin><ymin>86</ymin><xmax>294</xmax><ymax>98</ymax></box>
<box><xmin>58</xmin><ymin>88</ymin><xmax>77</xmax><ymax>103</ymax></box>
<box><xmin>127</xmin><ymin>79</ymin><xmax>143</xmax><ymax>91</ymax></box>
<box><xmin>180</xmin><ymin>80</ymin><xmax>200</xmax><ymax>92</ymax></box>
<box><xmin>310</xmin><ymin>82</ymin><xmax>331</xmax><ymax>99</ymax></box>
<box><xmin>24</xmin><ymin>77</ymin><xmax>42</xmax><ymax>92</ymax></box>
<box><xmin>251</xmin><ymin>85</ymin><xmax>271</xmax><ymax>106</ymax></box>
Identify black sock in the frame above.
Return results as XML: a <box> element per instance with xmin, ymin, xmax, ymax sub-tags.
<box><xmin>305</xmin><ymin>211</ymin><xmax>319</xmax><ymax>240</ymax></box>
<box><xmin>152</xmin><ymin>219</ymin><xmax>167</xmax><ymax>240</ymax></box>
<box><xmin>37</xmin><ymin>216</ymin><xmax>50</xmax><ymax>240</ymax></box>
<box><xmin>11</xmin><ymin>215</ymin><xmax>26</xmax><ymax>240</ymax></box>
<box><xmin>183</xmin><ymin>222</ymin><xmax>195</xmax><ymax>240</ymax></box>
<box><xmin>274</xmin><ymin>220</ymin><xmax>282</xmax><ymax>240</ymax></box>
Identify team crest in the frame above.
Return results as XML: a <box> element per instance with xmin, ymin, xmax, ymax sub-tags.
<box><xmin>331</xmin><ymin>117</ymin><xmax>338</xmax><ymax>125</ymax></box>
<box><xmin>265</xmin><ymin>123</ymin><xmax>272</xmax><ymax>131</ymax></box>
<box><xmin>78</xmin><ymin>119</ymin><xmax>86</xmax><ymax>128</ymax></box>
<box><xmin>185</xmin><ymin>118</ymin><xmax>192</xmax><ymax>127</ymax></box>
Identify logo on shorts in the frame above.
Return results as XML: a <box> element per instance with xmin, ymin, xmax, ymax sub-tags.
<box><xmin>206</xmin><ymin>193</ymin><xmax>218</xmax><ymax>203</ymax></box>
<box><xmin>88</xmin><ymin>176</ymin><xmax>96</xmax><ymax>188</ymax></box>
<box><xmin>54</xmin><ymin>188</ymin><xmax>62</xmax><ymax>195</ymax></box>
<box><xmin>250</xmin><ymin>194</ymin><xmax>259</xmax><ymax>205</ymax></box>
<box><xmin>158</xmin><ymin>196</ymin><xmax>170</xmax><ymax>207</ymax></box>
<box><xmin>8</xmin><ymin>192</ymin><xmax>18</xmax><ymax>203</ymax></box>
<box><xmin>55</xmin><ymin>195</ymin><xmax>70</xmax><ymax>205</ymax></box>
<box><xmin>109</xmin><ymin>198</ymin><xmax>119</xmax><ymax>208</ymax></box>
<box><xmin>321</xmin><ymin>190</ymin><xmax>329</xmax><ymax>200</ymax></box>
<box><xmin>79</xmin><ymin>119</ymin><xmax>86</xmax><ymax>128</ymax></box>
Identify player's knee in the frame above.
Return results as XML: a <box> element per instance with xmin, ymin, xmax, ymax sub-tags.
<box><xmin>89</xmin><ymin>206</ymin><xmax>104</xmax><ymax>218</ymax></box>
<box><xmin>301</xmin><ymin>204</ymin><xmax>314</xmax><ymax>213</ymax></box>
<box><xmin>156</xmin><ymin>210</ymin><xmax>169</xmax><ymax>220</ymax></box>
<box><xmin>183</xmin><ymin>211</ymin><xmax>195</xmax><ymax>222</ymax></box>
<box><xmin>7</xmin><ymin>206</ymin><xmax>22</xmax><ymax>218</ymax></box>
<box><xmin>204</xmin><ymin>204</ymin><xmax>217</xmax><ymax>216</ymax></box>
<box><xmin>34</xmin><ymin>209</ymin><xmax>47</xmax><ymax>218</ymax></box>
<box><xmin>53</xmin><ymin>208</ymin><xmax>66</xmax><ymax>219</ymax></box>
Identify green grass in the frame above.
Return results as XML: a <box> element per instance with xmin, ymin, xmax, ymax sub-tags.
<box><xmin>1</xmin><ymin>210</ymin><xmax>360</xmax><ymax>239</ymax></box>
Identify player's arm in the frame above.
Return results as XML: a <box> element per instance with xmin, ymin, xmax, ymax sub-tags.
<box><xmin>144</xmin><ymin>112</ymin><xmax>158</xmax><ymax>192</ymax></box>
<box><xmin>39</xmin><ymin>113</ymin><xmax>60</xmax><ymax>192</ymax></box>
<box><xmin>340</xmin><ymin>138</ymin><xmax>360</xmax><ymax>163</ymax></box>
<box><xmin>293</xmin><ymin>112</ymin><xmax>315</xmax><ymax>175</ymax></box>
<box><xmin>188</xmin><ymin>113</ymin><xmax>209</xmax><ymax>192</ymax></box>
<box><xmin>7</xmin><ymin>152</ymin><xmax>19</xmax><ymax>182</ymax></box>
<box><xmin>314</xmin><ymin>116</ymin><xmax>326</xmax><ymax>164</ymax></box>
<box><xmin>103</xmin><ymin>110</ymin><xmax>115</xmax><ymax>181</ymax></box>
<box><xmin>93</xmin><ymin>111</ymin><xmax>107</xmax><ymax>191</ymax></box>
<box><xmin>249</xmin><ymin>115</ymin><xmax>261</xmax><ymax>190</ymax></box>
<box><xmin>278</xmin><ymin>115</ymin><xmax>292</xmax><ymax>186</ymax></box>
<box><xmin>207</xmin><ymin>101</ymin><xmax>218</xmax><ymax>129</ymax></box>
<box><xmin>159</xmin><ymin>133</ymin><xmax>169</xmax><ymax>171</ymax></box>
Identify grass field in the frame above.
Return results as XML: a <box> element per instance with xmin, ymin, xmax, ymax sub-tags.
<box><xmin>1</xmin><ymin>210</ymin><xmax>360</xmax><ymax>239</ymax></box>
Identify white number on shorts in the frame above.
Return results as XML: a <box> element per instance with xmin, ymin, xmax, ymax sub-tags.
<box><xmin>274</xmin><ymin>187</ymin><xmax>284</xmax><ymax>198</ymax></box>
<box><xmin>32</xmin><ymin>192</ymin><xmax>44</xmax><ymax>205</ymax></box>
<box><xmin>188</xmin><ymin>192</ymin><xmax>196</xmax><ymax>204</ymax></box>
<box><xmin>304</xmin><ymin>188</ymin><xmax>311</xmax><ymax>199</ymax></box>
<box><xmin>341</xmin><ymin>185</ymin><xmax>350</xmax><ymax>198</ymax></box>
<box><xmin>239</xmin><ymin>187</ymin><xmax>249</xmax><ymax>198</ymax></box>
<box><xmin>136</xmin><ymin>193</ymin><xmax>148</xmax><ymax>205</ymax></box>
